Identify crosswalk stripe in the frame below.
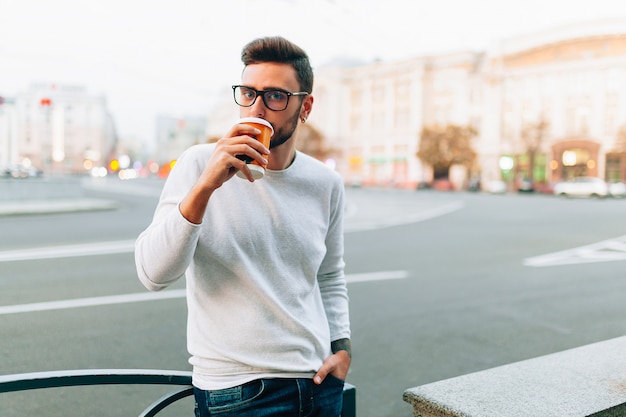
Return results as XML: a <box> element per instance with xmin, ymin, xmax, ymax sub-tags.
<box><xmin>0</xmin><ymin>271</ymin><xmax>408</xmax><ymax>315</ymax></box>
<box><xmin>524</xmin><ymin>235</ymin><xmax>626</xmax><ymax>267</ymax></box>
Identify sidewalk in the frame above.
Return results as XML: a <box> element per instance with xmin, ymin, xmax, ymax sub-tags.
<box><xmin>0</xmin><ymin>198</ymin><xmax>118</xmax><ymax>216</ymax></box>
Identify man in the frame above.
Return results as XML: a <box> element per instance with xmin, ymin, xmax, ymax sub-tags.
<box><xmin>135</xmin><ymin>36</ymin><xmax>351</xmax><ymax>416</ymax></box>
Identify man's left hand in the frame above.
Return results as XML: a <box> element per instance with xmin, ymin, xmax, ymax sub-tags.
<box><xmin>314</xmin><ymin>350</ymin><xmax>351</xmax><ymax>384</ymax></box>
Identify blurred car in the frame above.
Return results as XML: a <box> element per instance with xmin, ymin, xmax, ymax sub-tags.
<box><xmin>533</xmin><ymin>182</ymin><xmax>556</xmax><ymax>194</ymax></box>
<box><xmin>1</xmin><ymin>164</ymin><xmax>42</xmax><ymax>179</ymax></box>
<box><xmin>608</xmin><ymin>181</ymin><xmax>626</xmax><ymax>198</ymax></box>
<box><xmin>553</xmin><ymin>176</ymin><xmax>608</xmax><ymax>198</ymax></box>
<box><xmin>516</xmin><ymin>179</ymin><xmax>534</xmax><ymax>193</ymax></box>
<box><xmin>487</xmin><ymin>180</ymin><xmax>507</xmax><ymax>194</ymax></box>
<box><xmin>433</xmin><ymin>179</ymin><xmax>454</xmax><ymax>191</ymax></box>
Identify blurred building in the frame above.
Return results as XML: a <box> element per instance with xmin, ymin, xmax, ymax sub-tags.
<box><xmin>206</xmin><ymin>86</ymin><xmax>240</xmax><ymax>143</ymax></box>
<box><xmin>313</xmin><ymin>52</ymin><xmax>482</xmax><ymax>188</ymax></box>
<box><xmin>319</xmin><ymin>18</ymin><xmax>626</xmax><ymax>190</ymax></box>
<box><xmin>480</xmin><ymin>18</ymin><xmax>626</xmax><ymax>191</ymax></box>
<box><xmin>0</xmin><ymin>83</ymin><xmax>117</xmax><ymax>175</ymax></box>
<box><xmin>154</xmin><ymin>115</ymin><xmax>208</xmax><ymax>164</ymax></box>
<box><xmin>0</xmin><ymin>96</ymin><xmax>18</xmax><ymax>172</ymax></box>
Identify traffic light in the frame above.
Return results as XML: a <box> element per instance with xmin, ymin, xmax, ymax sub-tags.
<box><xmin>40</xmin><ymin>98</ymin><xmax>52</xmax><ymax>106</ymax></box>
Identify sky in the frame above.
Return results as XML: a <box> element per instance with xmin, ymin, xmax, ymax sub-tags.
<box><xmin>2</xmin><ymin>0</ymin><xmax>626</xmax><ymax>148</ymax></box>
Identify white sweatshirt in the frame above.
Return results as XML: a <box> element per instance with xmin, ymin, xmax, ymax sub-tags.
<box><xmin>135</xmin><ymin>144</ymin><xmax>350</xmax><ymax>389</ymax></box>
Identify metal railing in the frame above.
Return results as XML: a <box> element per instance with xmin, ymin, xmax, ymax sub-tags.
<box><xmin>0</xmin><ymin>369</ymin><xmax>356</xmax><ymax>417</ymax></box>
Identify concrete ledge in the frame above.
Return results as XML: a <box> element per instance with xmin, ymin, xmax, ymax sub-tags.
<box><xmin>404</xmin><ymin>336</ymin><xmax>626</xmax><ymax>417</ymax></box>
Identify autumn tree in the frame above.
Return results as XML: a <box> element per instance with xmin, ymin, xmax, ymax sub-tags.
<box><xmin>417</xmin><ymin>124</ymin><xmax>477</xmax><ymax>179</ymax></box>
<box><xmin>520</xmin><ymin>117</ymin><xmax>549</xmax><ymax>186</ymax></box>
<box><xmin>296</xmin><ymin>123</ymin><xmax>339</xmax><ymax>162</ymax></box>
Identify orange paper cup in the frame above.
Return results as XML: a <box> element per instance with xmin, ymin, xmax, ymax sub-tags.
<box><xmin>236</xmin><ymin>117</ymin><xmax>274</xmax><ymax>180</ymax></box>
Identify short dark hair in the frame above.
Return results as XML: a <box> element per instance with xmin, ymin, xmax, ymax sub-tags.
<box><xmin>241</xmin><ymin>36</ymin><xmax>313</xmax><ymax>93</ymax></box>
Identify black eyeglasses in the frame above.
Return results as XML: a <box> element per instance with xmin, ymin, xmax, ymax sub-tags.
<box><xmin>232</xmin><ymin>85</ymin><xmax>308</xmax><ymax>111</ymax></box>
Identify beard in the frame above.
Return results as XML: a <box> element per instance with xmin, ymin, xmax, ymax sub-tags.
<box><xmin>269</xmin><ymin>109</ymin><xmax>300</xmax><ymax>149</ymax></box>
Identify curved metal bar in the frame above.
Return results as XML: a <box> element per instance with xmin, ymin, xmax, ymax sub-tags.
<box><xmin>139</xmin><ymin>386</ymin><xmax>195</xmax><ymax>417</ymax></box>
<box><xmin>0</xmin><ymin>369</ymin><xmax>192</xmax><ymax>393</ymax></box>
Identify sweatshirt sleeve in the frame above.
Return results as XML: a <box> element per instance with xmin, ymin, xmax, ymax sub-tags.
<box><xmin>134</xmin><ymin>145</ymin><xmax>206</xmax><ymax>291</ymax></box>
<box><xmin>317</xmin><ymin>175</ymin><xmax>351</xmax><ymax>341</ymax></box>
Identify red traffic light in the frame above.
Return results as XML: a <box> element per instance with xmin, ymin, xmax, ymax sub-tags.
<box><xmin>40</xmin><ymin>98</ymin><xmax>52</xmax><ymax>106</ymax></box>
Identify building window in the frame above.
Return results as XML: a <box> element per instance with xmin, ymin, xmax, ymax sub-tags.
<box><xmin>502</xmin><ymin>104</ymin><xmax>514</xmax><ymax>142</ymax></box>
<box><xmin>351</xmin><ymin>89</ymin><xmax>362</xmax><ymax>105</ymax></box>
<box><xmin>565</xmin><ymin>102</ymin><xmax>591</xmax><ymax>136</ymax></box>
<box><xmin>394</xmin><ymin>108</ymin><xmax>410</xmax><ymax>130</ymax></box>
<box><xmin>606</xmin><ymin>69</ymin><xmax>623</xmax><ymax>92</ymax></box>
<box><xmin>576</xmin><ymin>107</ymin><xmax>590</xmax><ymax>136</ymax></box>
<box><xmin>573</xmin><ymin>71</ymin><xmax>592</xmax><ymax>95</ymax></box>
<box><xmin>605</xmin><ymin>94</ymin><xmax>619</xmax><ymax>135</ymax></box>
<box><xmin>350</xmin><ymin>113</ymin><xmax>362</xmax><ymax>134</ymax></box>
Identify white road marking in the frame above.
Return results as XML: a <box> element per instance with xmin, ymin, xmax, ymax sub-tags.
<box><xmin>0</xmin><ymin>271</ymin><xmax>408</xmax><ymax>315</ymax></box>
<box><xmin>524</xmin><ymin>234</ymin><xmax>626</xmax><ymax>267</ymax></box>
<box><xmin>0</xmin><ymin>240</ymin><xmax>135</xmax><ymax>262</ymax></box>
<box><xmin>0</xmin><ymin>290</ymin><xmax>187</xmax><ymax>315</ymax></box>
<box><xmin>344</xmin><ymin>201</ymin><xmax>464</xmax><ymax>232</ymax></box>
<box><xmin>346</xmin><ymin>270</ymin><xmax>408</xmax><ymax>283</ymax></box>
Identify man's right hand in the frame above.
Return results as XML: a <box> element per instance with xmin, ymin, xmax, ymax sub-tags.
<box><xmin>179</xmin><ymin>123</ymin><xmax>270</xmax><ymax>224</ymax></box>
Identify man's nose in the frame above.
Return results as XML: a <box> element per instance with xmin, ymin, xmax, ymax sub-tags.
<box><xmin>249</xmin><ymin>95</ymin><xmax>267</xmax><ymax>117</ymax></box>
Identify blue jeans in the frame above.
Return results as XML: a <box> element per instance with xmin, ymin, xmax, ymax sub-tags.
<box><xmin>193</xmin><ymin>376</ymin><xmax>345</xmax><ymax>417</ymax></box>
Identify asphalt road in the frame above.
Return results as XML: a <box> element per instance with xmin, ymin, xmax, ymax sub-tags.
<box><xmin>2</xmin><ymin>178</ymin><xmax>626</xmax><ymax>416</ymax></box>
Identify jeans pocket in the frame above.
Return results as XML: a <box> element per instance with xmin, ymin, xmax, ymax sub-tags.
<box><xmin>325</xmin><ymin>374</ymin><xmax>346</xmax><ymax>386</ymax></box>
<box><xmin>209</xmin><ymin>386</ymin><xmax>242</xmax><ymax>405</ymax></box>
<box><xmin>206</xmin><ymin>380</ymin><xmax>265</xmax><ymax>413</ymax></box>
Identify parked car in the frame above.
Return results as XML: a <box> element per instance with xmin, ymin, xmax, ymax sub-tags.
<box><xmin>608</xmin><ymin>181</ymin><xmax>626</xmax><ymax>198</ymax></box>
<box><xmin>553</xmin><ymin>177</ymin><xmax>609</xmax><ymax>198</ymax></box>
<box><xmin>487</xmin><ymin>180</ymin><xmax>507</xmax><ymax>194</ymax></box>
<box><xmin>534</xmin><ymin>182</ymin><xmax>556</xmax><ymax>194</ymax></box>
<box><xmin>1</xmin><ymin>164</ymin><xmax>41</xmax><ymax>179</ymax></box>
<box><xmin>516</xmin><ymin>179</ymin><xmax>534</xmax><ymax>193</ymax></box>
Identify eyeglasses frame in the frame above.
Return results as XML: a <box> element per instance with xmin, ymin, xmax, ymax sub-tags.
<box><xmin>232</xmin><ymin>85</ymin><xmax>309</xmax><ymax>111</ymax></box>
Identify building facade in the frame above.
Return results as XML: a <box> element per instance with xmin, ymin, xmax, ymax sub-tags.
<box><xmin>312</xmin><ymin>18</ymin><xmax>626</xmax><ymax>190</ymax></box>
<box><xmin>0</xmin><ymin>83</ymin><xmax>117</xmax><ymax>175</ymax></box>
<box><xmin>0</xmin><ymin>97</ymin><xmax>19</xmax><ymax>172</ymax></box>
<box><xmin>479</xmin><ymin>18</ymin><xmax>626</xmax><ymax>191</ymax></box>
<box><xmin>314</xmin><ymin>52</ymin><xmax>484</xmax><ymax>188</ymax></box>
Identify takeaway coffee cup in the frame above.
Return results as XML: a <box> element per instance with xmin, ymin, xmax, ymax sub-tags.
<box><xmin>235</xmin><ymin>117</ymin><xmax>274</xmax><ymax>180</ymax></box>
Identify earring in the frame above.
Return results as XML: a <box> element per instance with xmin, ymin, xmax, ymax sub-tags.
<box><xmin>301</xmin><ymin>117</ymin><xmax>306</xmax><ymax>123</ymax></box>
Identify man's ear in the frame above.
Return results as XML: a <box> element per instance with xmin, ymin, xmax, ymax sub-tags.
<box><xmin>300</xmin><ymin>95</ymin><xmax>314</xmax><ymax>121</ymax></box>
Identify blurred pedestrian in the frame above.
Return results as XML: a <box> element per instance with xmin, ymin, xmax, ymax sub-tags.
<box><xmin>135</xmin><ymin>36</ymin><xmax>351</xmax><ymax>417</ymax></box>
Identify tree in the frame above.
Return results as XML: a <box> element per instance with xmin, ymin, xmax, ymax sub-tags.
<box><xmin>417</xmin><ymin>124</ymin><xmax>477</xmax><ymax>179</ymax></box>
<box><xmin>520</xmin><ymin>117</ymin><xmax>549</xmax><ymax>186</ymax></box>
<box><xmin>296</xmin><ymin>123</ymin><xmax>339</xmax><ymax>162</ymax></box>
